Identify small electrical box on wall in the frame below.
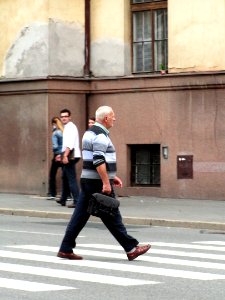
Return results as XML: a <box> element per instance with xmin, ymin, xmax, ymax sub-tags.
<box><xmin>177</xmin><ymin>155</ymin><xmax>193</xmax><ymax>179</ymax></box>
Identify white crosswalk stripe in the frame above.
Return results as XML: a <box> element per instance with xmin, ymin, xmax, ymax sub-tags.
<box><xmin>2</xmin><ymin>241</ymin><xmax>225</xmax><ymax>292</ymax></box>
<box><xmin>193</xmin><ymin>241</ymin><xmax>225</xmax><ymax>246</ymax></box>
<box><xmin>0</xmin><ymin>262</ymin><xmax>154</xmax><ymax>286</ymax></box>
<box><xmin>0</xmin><ymin>277</ymin><xmax>75</xmax><ymax>292</ymax></box>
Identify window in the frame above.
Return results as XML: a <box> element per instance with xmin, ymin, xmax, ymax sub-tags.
<box><xmin>130</xmin><ymin>144</ymin><xmax>160</xmax><ymax>186</ymax></box>
<box><xmin>131</xmin><ymin>0</ymin><xmax>168</xmax><ymax>73</ymax></box>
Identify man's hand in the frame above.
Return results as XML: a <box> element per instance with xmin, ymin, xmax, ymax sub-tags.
<box><xmin>102</xmin><ymin>182</ymin><xmax>112</xmax><ymax>194</ymax></box>
<box><xmin>62</xmin><ymin>147</ymin><xmax>71</xmax><ymax>164</ymax></box>
<box><xmin>113</xmin><ymin>176</ymin><xmax>123</xmax><ymax>187</ymax></box>
<box><xmin>62</xmin><ymin>156</ymin><xmax>69</xmax><ymax>164</ymax></box>
<box><xmin>55</xmin><ymin>155</ymin><xmax>61</xmax><ymax>162</ymax></box>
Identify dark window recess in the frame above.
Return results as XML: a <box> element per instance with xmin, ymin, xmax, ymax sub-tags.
<box><xmin>130</xmin><ymin>144</ymin><xmax>160</xmax><ymax>186</ymax></box>
<box><xmin>177</xmin><ymin>155</ymin><xmax>193</xmax><ymax>179</ymax></box>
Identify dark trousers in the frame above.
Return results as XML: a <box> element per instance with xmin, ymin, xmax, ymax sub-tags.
<box><xmin>61</xmin><ymin>159</ymin><xmax>80</xmax><ymax>204</ymax></box>
<box><xmin>48</xmin><ymin>158</ymin><xmax>62</xmax><ymax>197</ymax></box>
<box><xmin>59</xmin><ymin>179</ymin><xmax>139</xmax><ymax>253</ymax></box>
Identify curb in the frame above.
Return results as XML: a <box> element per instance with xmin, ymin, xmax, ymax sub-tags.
<box><xmin>1</xmin><ymin>208</ymin><xmax>225</xmax><ymax>230</ymax></box>
<box><xmin>122</xmin><ymin>217</ymin><xmax>225</xmax><ymax>230</ymax></box>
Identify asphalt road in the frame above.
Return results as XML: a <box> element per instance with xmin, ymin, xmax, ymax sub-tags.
<box><xmin>1</xmin><ymin>214</ymin><xmax>225</xmax><ymax>300</ymax></box>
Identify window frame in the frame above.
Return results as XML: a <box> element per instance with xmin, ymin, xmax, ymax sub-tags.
<box><xmin>131</xmin><ymin>0</ymin><xmax>168</xmax><ymax>74</ymax></box>
<box><xmin>129</xmin><ymin>144</ymin><xmax>161</xmax><ymax>187</ymax></box>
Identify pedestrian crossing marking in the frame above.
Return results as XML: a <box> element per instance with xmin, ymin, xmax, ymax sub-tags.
<box><xmin>0</xmin><ymin>228</ymin><xmax>85</xmax><ymax>238</ymax></box>
<box><xmin>150</xmin><ymin>242</ymin><xmax>225</xmax><ymax>252</ymax></box>
<box><xmin>5</xmin><ymin>245</ymin><xmax>225</xmax><ymax>280</ymax></box>
<box><xmin>3</xmin><ymin>240</ymin><xmax>225</xmax><ymax>293</ymax></box>
<box><xmin>0</xmin><ymin>277</ymin><xmax>75</xmax><ymax>292</ymax></box>
<box><xmin>75</xmin><ymin>242</ymin><xmax>225</xmax><ymax>252</ymax></box>
<box><xmin>3</xmin><ymin>248</ymin><xmax>225</xmax><ymax>277</ymax></box>
<box><xmin>76</xmin><ymin>243</ymin><xmax>225</xmax><ymax>261</ymax></box>
<box><xmin>193</xmin><ymin>241</ymin><xmax>225</xmax><ymax>246</ymax></box>
<box><xmin>0</xmin><ymin>262</ymin><xmax>155</xmax><ymax>286</ymax></box>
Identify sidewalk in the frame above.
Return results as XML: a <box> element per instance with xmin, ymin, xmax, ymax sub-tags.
<box><xmin>0</xmin><ymin>193</ymin><xmax>225</xmax><ymax>230</ymax></box>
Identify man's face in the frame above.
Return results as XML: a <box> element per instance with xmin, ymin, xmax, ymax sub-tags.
<box><xmin>105</xmin><ymin>110</ymin><xmax>116</xmax><ymax>129</ymax></box>
<box><xmin>60</xmin><ymin>113</ymin><xmax>70</xmax><ymax>125</ymax></box>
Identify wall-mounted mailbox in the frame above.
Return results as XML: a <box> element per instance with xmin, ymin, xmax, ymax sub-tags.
<box><xmin>177</xmin><ymin>155</ymin><xmax>193</xmax><ymax>179</ymax></box>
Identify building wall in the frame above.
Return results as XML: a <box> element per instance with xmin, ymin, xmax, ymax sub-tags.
<box><xmin>0</xmin><ymin>0</ymin><xmax>130</xmax><ymax>79</ymax></box>
<box><xmin>0</xmin><ymin>82</ymin><xmax>48</xmax><ymax>194</ymax></box>
<box><xmin>1</xmin><ymin>74</ymin><xmax>225</xmax><ymax>199</ymax></box>
<box><xmin>0</xmin><ymin>0</ymin><xmax>85</xmax><ymax>79</ymax></box>
<box><xmin>87</xmin><ymin>74</ymin><xmax>225</xmax><ymax>200</ymax></box>
<box><xmin>169</xmin><ymin>0</ymin><xmax>225</xmax><ymax>73</ymax></box>
<box><xmin>1</xmin><ymin>0</ymin><xmax>225</xmax><ymax>200</ymax></box>
<box><xmin>1</xmin><ymin>0</ymin><xmax>225</xmax><ymax>78</ymax></box>
<box><xmin>91</xmin><ymin>0</ymin><xmax>131</xmax><ymax>76</ymax></box>
<box><xmin>0</xmin><ymin>79</ymin><xmax>87</xmax><ymax>195</ymax></box>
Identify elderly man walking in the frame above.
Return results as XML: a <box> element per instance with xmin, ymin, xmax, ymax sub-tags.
<box><xmin>57</xmin><ymin>106</ymin><xmax>151</xmax><ymax>261</ymax></box>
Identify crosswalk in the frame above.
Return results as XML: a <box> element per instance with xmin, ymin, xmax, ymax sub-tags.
<box><xmin>1</xmin><ymin>240</ymin><xmax>225</xmax><ymax>292</ymax></box>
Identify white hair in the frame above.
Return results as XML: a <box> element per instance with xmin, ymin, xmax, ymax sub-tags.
<box><xmin>95</xmin><ymin>106</ymin><xmax>113</xmax><ymax>120</ymax></box>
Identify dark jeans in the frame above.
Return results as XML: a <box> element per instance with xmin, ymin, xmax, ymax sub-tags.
<box><xmin>59</xmin><ymin>179</ymin><xmax>139</xmax><ymax>253</ymax></box>
<box><xmin>61</xmin><ymin>159</ymin><xmax>80</xmax><ymax>204</ymax></box>
<box><xmin>48</xmin><ymin>157</ymin><xmax>62</xmax><ymax>197</ymax></box>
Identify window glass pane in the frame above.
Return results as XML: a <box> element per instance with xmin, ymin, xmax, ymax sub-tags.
<box><xmin>144</xmin><ymin>42</ymin><xmax>152</xmax><ymax>71</ymax></box>
<box><xmin>133</xmin><ymin>11</ymin><xmax>152</xmax><ymax>72</ymax></box>
<box><xmin>155</xmin><ymin>9</ymin><xmax>164</xmax><ymax>40</ymax></box>
<box><xmin>132</xmin><ymin>3</ymin><xmax>167</xmax><ymax>73</ymax></box>
<box><xmin>133</xmin><ymin>11</ymin><xmax>151</xmax><ymax>42</ymax></box>
<box><xmin>154</xmin><ymin>9</ymin><xmax>168</xmax><ymax>71</ymax></box>
<box><xmin>136</xmin><ymin>150</ymin><xmax>150</xmax><ymax>163</ymax></box>
<box><xmin>130</xmin><ymin>144</ymin><xmax>160</xmax><ymax>186</ymax></box>
<box><xmin>164</xmin><ymin>10</ymin><xmax>168</xmax><ymax>39</ymax></box>
<box><xmin>143</xmin><ymin>11</ymin><xmax>151</xmax><ymax>41</ymax></box>
<box><xmin>133</xmin><ymin>43</ymin><xmax>143</xmax><ymax>72</ymax></box>
<box><xmin>154</xmin><ymin>41</ymin><xmax>164</xmax><ymax>70</ymax></box>
<box><xmin>135</xmin><ymin>165</ymin><xmax>151</xmax><ymax>184</ymax></box>
<box><xmin>133</xmin><ymin>12</ymin><xmax>143</xmax><ymax>42</ymax></box>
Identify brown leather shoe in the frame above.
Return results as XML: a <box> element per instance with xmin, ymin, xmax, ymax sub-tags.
<box><xmin>127</xmin><ymin>244</ymin><xmax>151</xmax><ymax>261</ymax></box>
<box><xmin>57</xmin><ymin>251</ymin><xmax>83</xmax><ymax>260</ymax></box>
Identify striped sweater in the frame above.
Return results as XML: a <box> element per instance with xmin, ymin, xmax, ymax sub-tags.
<box><xmin>81</xmin><ymin>124</ymin><xmax>117</xmax><ymax>180</ymax></box>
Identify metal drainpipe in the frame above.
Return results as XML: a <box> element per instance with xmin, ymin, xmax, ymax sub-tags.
<box><xmin>84</xmin><ymin>0</ymin><xmax>91</xmax><ymax>77</ymax></box>
<box><xmin>84</xmin><ymin>0</ymin><xmax>91</xmax><ymax>129</ymax></box>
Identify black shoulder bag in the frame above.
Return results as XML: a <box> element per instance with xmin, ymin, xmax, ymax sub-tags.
<box><xmin>87</xmin><ymin>193</ymin><xmax>120</xmax><ymax>218</ymax></box>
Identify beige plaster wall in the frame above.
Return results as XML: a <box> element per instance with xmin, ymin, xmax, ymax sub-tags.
<box><xmin>0</xmin><ymin>0</ymin><xmax>84</xmax><ymax>79</ymax></box>
<box><xmin>91</xmin><ymin>0</ymin><xmax>131</xmax><ymax>76</ymax></box>
<box><xmin>169</xmin><ymin>0</ymin><xmax>225</xmax><ymax>72</ymax></box>
<box><xmin>0</xmin><ymin>0</ymin><xmax>48</xmax><ymax>77</ymax></box>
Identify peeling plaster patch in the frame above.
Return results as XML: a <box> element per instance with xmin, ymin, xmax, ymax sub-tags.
<box><xmin>49</xmin><ymin>19</ymin><xmax>84</xmax><ymax>77</ymax></box>
<box><xmin>4</xmin><ymin>23</ymin><xmax>48</xmax><ymax>78</ymax></box>
<box><xmin>91</xmin><ymin>38</ymin><xmax>131</xmax><ymax>77</ymax></box>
